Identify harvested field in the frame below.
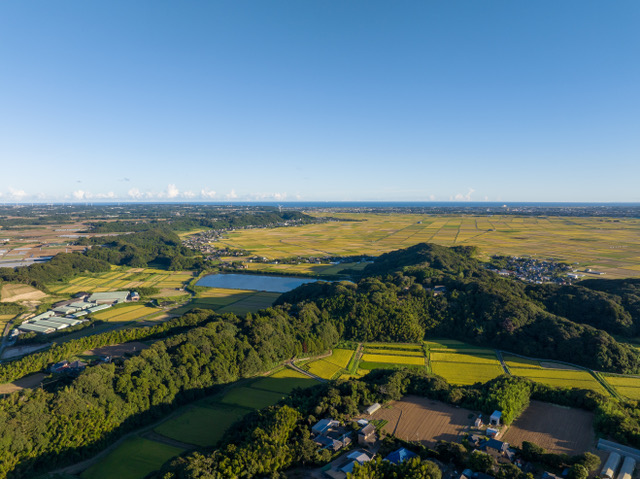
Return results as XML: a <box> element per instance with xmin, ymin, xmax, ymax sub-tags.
<box><xmin>83</xmin><ymin>342</ymin><xmax>149</xmax><ymax>358</ymax></box>
<box><xmin>1</xmin><ymin>283</ymin><xmax>47</xmax><ymax>302</ymax></box>
<box><xmin>0</xmin><ymin>373</ymin><xmax>46</xmax><ymax>394</ymax></box>
<box><xmin>502</xmin><ymin>401</ymin><xmax>596</xmax><ymax>455</ymax></box>
<box><xmin>369</xmin><ymin>396</ymin><xmax>475</xmax><ymax>446</ymax></box>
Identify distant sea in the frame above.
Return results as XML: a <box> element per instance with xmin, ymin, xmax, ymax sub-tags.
<box><xmin>190</xmin><ymin>201</ymin><xmax>640</xmax><ymax>208</ymax></box>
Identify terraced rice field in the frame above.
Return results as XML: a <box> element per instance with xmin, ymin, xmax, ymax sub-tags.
<box><xmin>429</xmin><ymin>349</ymin><xmax>504</xmax><ymax>385</ymax></box>
<box><xmin>601</xmin><ymin>375</ymin><xmax>640</xmax><ymax>400</ymax></box>
<box><xmin>219</xmin><ymin>213</ymin><xmax>640</xmax><ymax>278</ymax></box>
<box><xmin>91</xmin><ymin>304</ymin><xmax>161</xmax><ymax>322</ymax></box>
<box><xmin>504</xmin><ymin>356</ymin><xmax>608</xmax><ymax>394</ymax></box>
<box><xmin>305</xmin><ymin>348</ymin><xmax>356</xmax><ymax>379</ymax></box>
<box><xmin>80</xmin><ymin>436</ymin><xmax>184</xmax><ymax>479</ymax></box>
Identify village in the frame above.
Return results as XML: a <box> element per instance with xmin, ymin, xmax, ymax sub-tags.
<box><xmin>302</xmin><ymin>400</ymin><xmax>637</xmax><ymax>479</ymax></box>
<box><xmin>488</xmin><ymin>256</ymin><xmax>576</xmax><ymax>284</ymax></box>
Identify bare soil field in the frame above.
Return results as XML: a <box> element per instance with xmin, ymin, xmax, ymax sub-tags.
<box><xmin>502</xmin><ymin>401</ymin><xmax>596</xmax><ymax>455</ymax></box>
<box><xmin>1</xmin><ymin>283</ymin><xmax>47</xmax><ymax>302</ymax></box>
<box><xmin>0</xmin><ymin>373</ymin><xmax>47</xmax><ymax>394</ymax></box>
<box><xmin>84</xmin><ymin>341</ymin><xmax>150</xmax><ymax>357</ymax></box>
<box><xmin>1</xmin><ymin>343</ymin><xmax>49</xmax><ymax>359</ymax></box>
<box><xmin>369</xmin><ymin>396</ymin><xmax>475</xmax><ymax>446</ymax></box>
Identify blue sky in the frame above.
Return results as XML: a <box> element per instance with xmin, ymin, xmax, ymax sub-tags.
<box><xmin>1</xmin><ymin>1</ymin><xmax>639</xmax><ymax>202</ymax></box>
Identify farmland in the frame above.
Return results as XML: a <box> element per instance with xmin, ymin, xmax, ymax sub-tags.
<box><xmin>504</xmin><ymin>355</ymin><xmax>608</xmax><ymax>395</ymax></box>
<box><xmin>429</xmin><ymin>347</ymin><xmax>504</xmax><ymax>386</ymax></box>
<box><xmin>91</xmin><ymin>304</ymin><xmax>162</xmax><ymax>322</ymax></box>
<box><xmin>218</xmin><ymin>213</ymin><xmax>640</xmax><ymax>278</ymax></box>
<box><xmin>80</xmin><ymin>437</ymin><xmax>184</xmax><ymax>479</ymax></box>
<box><xmin>602</xmin><ymin>375</ymin><xmax>640</xmax><ymax>400</ymax></box>
<box><xmin>0</xmin><ymin>283</ymin><xmax>47</xmax><ymax>302</ymax></box>
<box><xmin>45</xmin><ymin>268</ymin><xmax>195</xmax><ymax>296</ymax></box>
<box><xmin>153</xmin><ymin>367</ymin><xmax>317</xmax><ymax>448</ymax></box>
<box><xmin>502</xmin><ymin>401</ymin><xmax>597</xmax><ymax>455</ymax></box>
<box><xmin>304</xmin><ymin>348</ymin><xmax>356</xmax><ymax>379</ymax></box>
<box><xmin>369</xmin><ymin>396</ymin><xmax>475</xmax><ymax>446</ymax></box>
<box><xmin>170</xmin><ymin>287</ymin><xmax>280</xmax><ymax>316</ymax></box>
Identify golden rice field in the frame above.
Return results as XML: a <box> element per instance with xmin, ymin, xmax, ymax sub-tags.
<box><xmin>91</xmin><ymin>304</ymin><xmax>162</xmax><ymax>322</ymax></box>
<box><xmin>601</xmin><ymin>375</ymin><xmax>640</xmax><ymax>400</ymax></box>
<box><xmin>218</xmin><ymin>213</ymin><xmax>640</xmax><ymax>278</ymax></box>
<box><xmin>46</xmin><ymin>268</ymin><xmax>194</xmax><ymax>295</ymax></box>
<box><xmin>504</xmin><ymin>356</ymin><xmax>608</xmax><ymax>395</ymax></box>
<box><xmin>305</xmin><ymin>348</ymin><xmax>355</xmax><ymax>379</ymax></box>
<box><xmin>366</xmin><ymin>343</ymin><xmax>423</xmax><ymax>350</ymax></box>
<box><xmin>360</xmin><ymin>353</ymin><xmax>426</xmax><ymax>366</ymax></box>
<box><xmin>362</xmin><ymin>348</ymin><xmax>425</xmax><ymax>357</ymax></box>
<box><xmin>429</xmin><ymin>349</ymin><xmax>504</xmax><ymax>385</ymax></box>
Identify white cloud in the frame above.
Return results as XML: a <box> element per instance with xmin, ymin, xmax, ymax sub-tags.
<box><xmin>226</xmin><ymin>189</ymin><xmax>238</xmax><ymax>199</ymax></box>
<box><xmin>73</xmin><ymin>190</ymin><xmax>88</xmax><ymax>200</ymax></box>
<box><xmin>9</xmin><ymin>187</ymin><xmax>27</xmax><ymax>200</ymax></box>
<box><xmin>182</xmin><ymin>190</ymin><xmax>195</xmax><ymax>199</ymax></box>
<box><xmin>201</xmin><ymin>188</ymin><xmax>216</xmax><ymax>199</ymax></box>
<box><xmin>454</xmin><ymin>188</ymin><xmax>475</xmax><ymax>201</ymax></box>
<box><xmin>96</xmin><ymin>191</ymin><xmax>116</xmax><ymax>199</ymax></box>
<box><xmin>167</xmin><ymin>184</ymin><xmax>179</xmax><ymax>199</ymax></box>
<box><xmin>273</xmin><ymin>192</ymin><xmax>287</xmax><ymax>200</ymax></box>
<box><xmin>128</xmin><ymin>188</ymin><xmax>143</xmax><ymax>199</ymax></box>
<box><xmin>429</xmin><ymin>194</ymin><xmax>436</xmax><ymax>201</ymax></box>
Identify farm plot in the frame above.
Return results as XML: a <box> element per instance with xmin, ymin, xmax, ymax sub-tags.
<box><xmin>360</xmin><ymin>353</ymin><xmax>425</xmax><ymax>366</ymax></box>
<box><xmin>0</xmin><ymin>283</ymin><xmax>47</xmax><ymax>302</ymax></box>
<box><xmin>305</xmin><ymin>348</ymin><xmax>356</xmax><ymax>379</ymax></box>
<box><xmin>601</xmin><ymin>375</ymin><xmax>640</xmax><ymax>400</ymax></box>
<box><xmin>502</xmin><ymin>401</ymin><xmax>596</xmax><ymax>455</ymax></box>
<box><xmin>154</xmin><ymin>367</ymin><xmax>316</xmax><ymax>448</ymax></box>
<box><xmin>369</xmin><ymin>396</ymin><xmax>475</xmax><ymax>446</ymax></box>
<box><xmin>172</xmin><ymin>291</ymin><xmax>280</xmax><ymax>316</ymax></box>
<box><xmin>80</xmin><ymin>436</ymin><xmax>184</xmax><ymax>479</ymax></box>
<box><xmin>505</xmin><ymin>356</ymin><xmax>608</xmax><ymax>394</ymax></box>
<box><xmin>155</xmin><ymin>404</ymin><xmax>249</xmax><ymax>447</ymax></box>
<box><xmin>92</xmin><ymin>304</ymin><xmax>161</xmax><ymax>322</ymax></box>
<box><xmin>430</xmin><ymin>349</ymin><xmax>504</xmax><ymax>385</ymax></box>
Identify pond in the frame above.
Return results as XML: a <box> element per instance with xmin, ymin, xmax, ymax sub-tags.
<box><xmin>196</xmin><ymin>273</ymin><xmax>319</xmax><ymax>293</ymax></box>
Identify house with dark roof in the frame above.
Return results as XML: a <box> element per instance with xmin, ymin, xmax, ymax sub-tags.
<box><xmin>385</xmin><ymin>447</ymin><xmax>417</xmax><ymax>465</ymax></box>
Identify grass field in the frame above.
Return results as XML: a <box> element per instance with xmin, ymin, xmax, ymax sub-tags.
<box><xmin>217</xmin><ymin>213</ymin><xmax>640</xmax><ymax>278</ymax></box>
<box><xmin>505</xmin><ymin>356</ymin><xmax>608</xmax><ymax>394</ymax></box>
<box><xmin>80</xmin><ymin>436</ymin><xmax>184</xmax><ymax>479</ymax></box>
<box><xmin>429</xmin><ymin>348</ymin><xmax>504</xmax><ymax>385</ymax></box>
<box><xmin>154</xmin><ymin>367</ymin><xmax>317</xmax><ymax>448</ymax></box>
<box><xmin>171</xmin><ymin>289</ymin><xmax>280</xmax><ymax>316</ymax></box>
<box><xmin>155</xmin><ymin>404</ymin><xmax>248</xmax><ymax>447</ymax></box>
<box><xmin>601</xmin><ymin>375</ymin><xmax>640</xmax><ymax>400</ymax></box>
<box><xmin>305</xmin><ymin>348</ymin><xmax>355</xmax><ymax>379</ymax></box>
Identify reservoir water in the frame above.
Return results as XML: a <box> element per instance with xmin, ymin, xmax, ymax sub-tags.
<box><xmin>196</xmin><ymin>273</ymin><xmax>319</xmax><ymax>293</ymax></box>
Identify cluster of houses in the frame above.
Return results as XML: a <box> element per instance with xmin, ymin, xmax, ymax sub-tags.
<box><xmin>314</xmin><ymin>402</ymin><xmax>421</xmax><ymax>478</ymax></box>
<box><xmin>488</xmin><ymin>256</ymin><xmax>574</xmax><ymax>284</ymax></box>
<box><xmin>15</xmin><ymin>291</ymin><xmax>139</xmax><ymax>336</ymax></box>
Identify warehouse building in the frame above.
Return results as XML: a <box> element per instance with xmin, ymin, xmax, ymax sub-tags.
<box><xmin>88</xmin><ymin>291</ymin><xmax>131</xmax><ymax>304</ymax></box>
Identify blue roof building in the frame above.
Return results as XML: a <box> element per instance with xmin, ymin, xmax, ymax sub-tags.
<box><xmin>385</xmin><ymin>447</ymin><xmax>418</xmax><ymax>465</ymax></box>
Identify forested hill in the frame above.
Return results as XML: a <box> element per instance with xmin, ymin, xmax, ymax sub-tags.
<box><xmin>278</xmin><ymin>243</ymin><xmax>640</xmax><ymax>373</ymax></box>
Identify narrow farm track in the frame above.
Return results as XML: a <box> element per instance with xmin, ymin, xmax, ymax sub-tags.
<box><xmin>288</xmin><ymin>359</ymin><xmax>328</xmax><ymax>383</ymax></box>
<box><xmin>495</xmin><ymin>350</ymin><xmax>510</xmax><ymax>374</ymax></box>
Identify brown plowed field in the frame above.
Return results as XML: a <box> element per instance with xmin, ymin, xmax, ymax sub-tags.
<box><xmin>369</xmin><ymin>396</ymin><xmax>475</xmax><ymax>446</ymax></box>
<box><xmin>502</xmin><ymin>401</ymin><xmax>596</xmax><ymax>455</ymax></box>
